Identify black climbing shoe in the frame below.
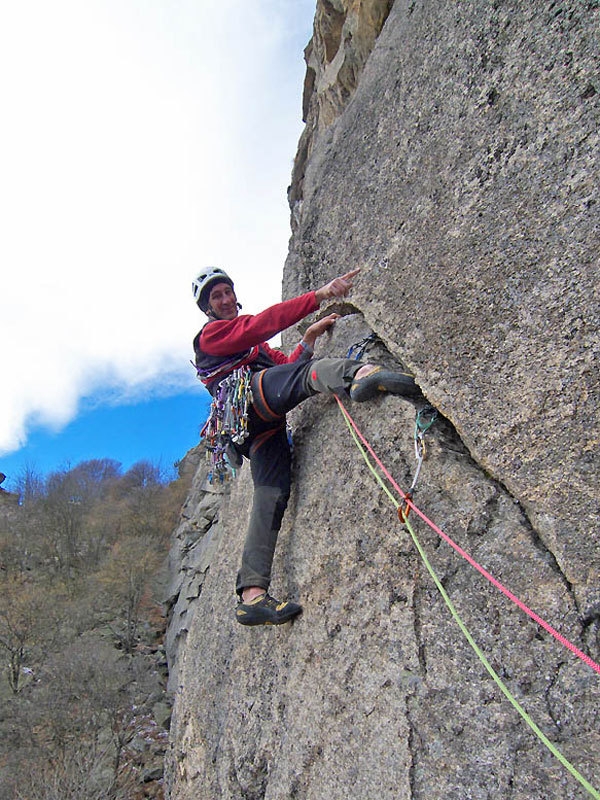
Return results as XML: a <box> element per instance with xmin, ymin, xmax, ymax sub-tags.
<box><xmin>235</xmin><ymin>593</ymin><xmax>303</xmax><ymax>626</ymax></box>
<box><xmin>350</xmin><ymin>366</ymin><xmax>419</xmax><ymax>402</ymax></box>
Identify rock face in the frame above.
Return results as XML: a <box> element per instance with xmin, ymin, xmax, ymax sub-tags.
<box><xmin>164</xmin><ymin>2</ymin><xmax>599</xmax><ymax>798</ymax></box>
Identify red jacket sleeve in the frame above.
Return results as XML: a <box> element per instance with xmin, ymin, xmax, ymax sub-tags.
<box><xmin>200</xmin><ymin>291</ymin><xmax>319</xmax><ymax>356</ymax></box>
<box><xmin>260</xmin><ymin>341</ymin><xmax>312</xmax><ymax>365</ymax></box>
<box><xmin>261</xmin><ymin>342</ymin><xmax>290</xmax><ymax>365</ymax></box>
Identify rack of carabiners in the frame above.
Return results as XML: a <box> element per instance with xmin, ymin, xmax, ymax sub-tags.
<box><xmin>398</xmin><ymin>404</ymin><xmax>438</xmax><ymax>522</ymax></box>
<box><xmin>201</xmin><ymin>367</ymin><xmax>253</xmax><ymax>483</ymax></box>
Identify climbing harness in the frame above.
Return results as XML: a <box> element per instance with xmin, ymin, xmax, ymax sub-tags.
<box><xmin>334</xmin><ymin>395</ymin><xmax>600</xmax><ymax>799</ymax></box>
<box><xmin>398</xmin><ymin>405</ymin><xmax>438</xmax><ymax>522</ymax></box>
<box><xmin>201</xmin><ymin>367</ymin><xmax>252</xmax><ymax>483</ymax></box>
<box><xmin>346</xmin><ymin>332</ymin><xmax>378</xmax><ymax>361</ymax></box>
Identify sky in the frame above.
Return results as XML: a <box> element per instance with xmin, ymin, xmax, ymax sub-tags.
<box><xmin>0</xmin><ymin>0</ymin><xmax>316</xmax><ymax>488</ymax></box>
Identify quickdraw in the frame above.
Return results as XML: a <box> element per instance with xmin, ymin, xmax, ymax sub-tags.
<box><xmin>201</xmin><ymin>367</ymin><xmax>253</xmax><ymax>483</ymax></box>
<box><xmin>398</xmin><ymin>405</ymin><xmax>438</xmax><ymax>522</ymax></box>
<box><xmin>346</xmin><ymin>332</ymin><xmax>378</xmax><ymax>361</ymax></box>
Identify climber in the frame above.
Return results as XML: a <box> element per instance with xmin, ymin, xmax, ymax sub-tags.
<box><xmin>192</xmin><ymin>266</ymin><xmax>419</xmax><ymax>627</ymax></box>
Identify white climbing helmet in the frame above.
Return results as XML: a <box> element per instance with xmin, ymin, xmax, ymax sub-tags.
<box><xmin>192</xmin><ymin>267</ymin><xmax>234</xmax><ymax>312</ymax></box>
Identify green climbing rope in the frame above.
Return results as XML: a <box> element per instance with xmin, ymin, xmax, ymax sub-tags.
<box><xmin>336</xmin><ymin>398</ymin><xmax>600</xmax><ymax>800</ymax></box>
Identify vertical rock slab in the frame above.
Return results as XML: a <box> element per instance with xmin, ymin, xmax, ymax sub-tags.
<box><xmin>285</xmin><ymin>0</ymin><xmax>600</xmax><ymax>616</ymax></box>
<box><xmin>165</xmin><ymin>2</ymin><xmax>600</xmax><ymax>798</ymax></box>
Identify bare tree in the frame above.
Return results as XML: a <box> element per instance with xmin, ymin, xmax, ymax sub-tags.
<box><xmin>0</xmin><ymin>578</ymin><xmax>55</xmax><ymax>693</ymax></box>
<box><xmin>14</xmin><ymin>463</ymin><xmax>45</xmax><ymax>506</ymax></box>
<box><xmin>97</xmin><ymin>537</ymin><xmax>163</xmax><ymax>654</ymax></box>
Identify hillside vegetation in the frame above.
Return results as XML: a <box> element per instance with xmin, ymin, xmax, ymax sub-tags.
<box><xmin>0</xmin><ymin>457</ymin><xmax>192</xmax><ymax>800</ymax></box>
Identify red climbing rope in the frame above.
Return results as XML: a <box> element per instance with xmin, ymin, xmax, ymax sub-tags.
<box><xmin>335</xmin><ymin>396</ymin><xmax>600</xmax><ymax>677</ymax></box>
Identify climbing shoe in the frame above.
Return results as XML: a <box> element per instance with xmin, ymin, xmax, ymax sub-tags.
<box><xmin>235</xmin><ymin>593</ymin><xmax>303</xmax><ymax>627</ymax></box>
<box><xmin>350</xmin><ymin>365</ymin><xmax>419</xmax><ymax>402</ymax></box>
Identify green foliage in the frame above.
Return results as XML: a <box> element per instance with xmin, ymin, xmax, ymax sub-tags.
<box><xmin>0</xmin><ymin>457</ymin><xmax>191</xmax><ymax>800</ymax></box>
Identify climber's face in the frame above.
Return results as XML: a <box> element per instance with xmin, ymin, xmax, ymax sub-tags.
<box><xmin>208</xmin><ymin>282</ymin><xmax>239</xmax><ymax>320</ymax></box>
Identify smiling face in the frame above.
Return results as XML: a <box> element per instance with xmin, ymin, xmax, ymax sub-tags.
<box><xmin>207</xmin><ymin>281</ymin><xmax>239</xmax><ymax>320</ymax></box>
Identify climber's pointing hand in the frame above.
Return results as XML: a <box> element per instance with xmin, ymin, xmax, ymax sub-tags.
<box><xmin>315</xmin><ymin>269</ymin><xmax>361</xmax><ymax>303</ymax></box>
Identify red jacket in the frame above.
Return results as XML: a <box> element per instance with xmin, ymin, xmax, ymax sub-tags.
<box><xmin>193</xmin><ymin>291</ymin><xmax>319</xmax><ymax>392</ymax></box>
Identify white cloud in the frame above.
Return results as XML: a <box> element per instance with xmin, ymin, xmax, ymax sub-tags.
<box><xmin>0</xmin><ymin>0</ymin><xmax>315</xmax><ymax>454</ymax></box>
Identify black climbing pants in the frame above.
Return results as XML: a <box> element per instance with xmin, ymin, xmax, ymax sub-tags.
<box><xmin>234</xmin><ymin>357</ymin><xmax>363</xmax><ymax>596</ymax></box>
